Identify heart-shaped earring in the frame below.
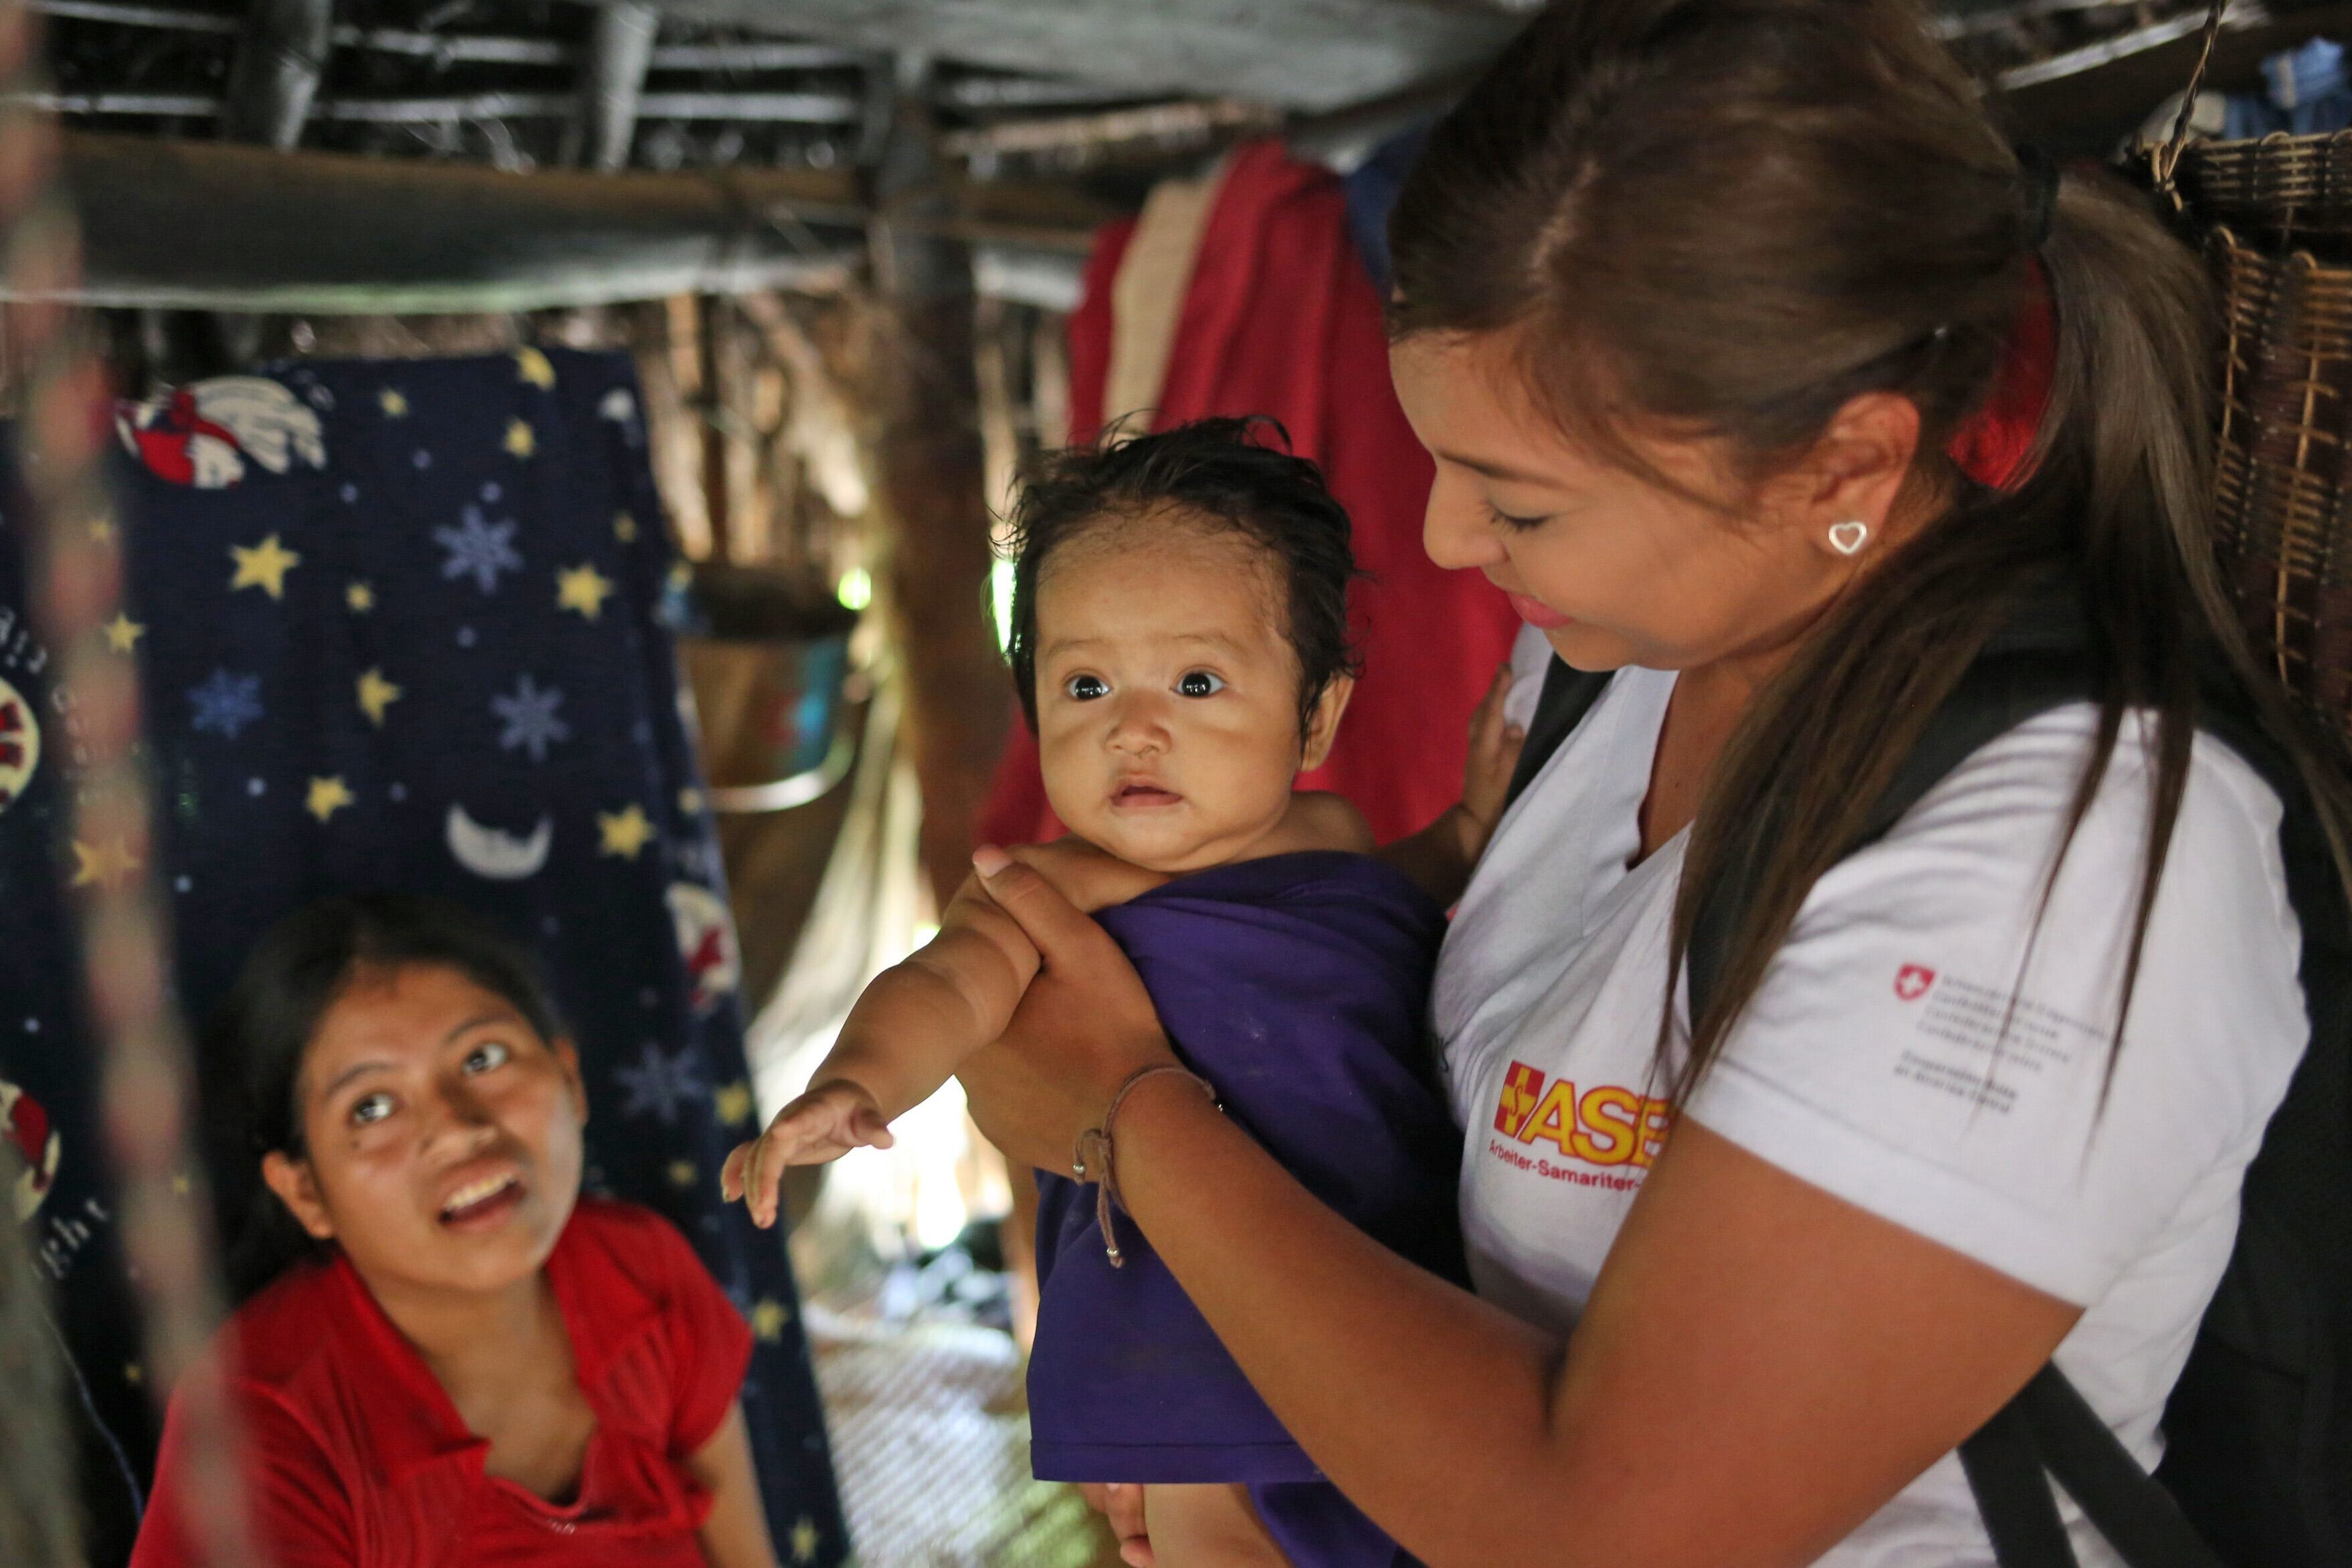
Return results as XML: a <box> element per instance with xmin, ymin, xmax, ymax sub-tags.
<box><xmin>1828</xmin><ymin>519</ymin><xmax>1870</xmax><ymax>556</ymax></box>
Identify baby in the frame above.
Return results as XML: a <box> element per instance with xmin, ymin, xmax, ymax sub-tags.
<box><xmin>725</xmin><ymin>417</ymin><xmax>1520</xmax><ymax>1567</ymax></box>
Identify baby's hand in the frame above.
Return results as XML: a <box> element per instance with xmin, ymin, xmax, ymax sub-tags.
<box><xmin>720</xmin><ymin>1079</ymin><xmax>895</xmax><ymax>1230</ymax></box>
<box><xmin>1460</xmin><ymin>663</ymin><xmax>1527</xmax><ymax>858</ymax></box>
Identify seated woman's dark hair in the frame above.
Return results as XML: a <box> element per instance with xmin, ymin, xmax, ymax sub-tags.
<box><xmin>1001</xmin><ymin>416</ymin><xmax>1363</xmax><ymax>742</ymax></box>
<box><xmin>203</xmin><ymin>892</ymin><xmax>565</xmax><ymax>1301</ymax></box>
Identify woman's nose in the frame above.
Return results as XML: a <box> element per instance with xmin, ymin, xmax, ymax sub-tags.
<box><xmin>1423</xmin><ymin>480</ymin><xmax>1509</xmax><ymax>573</ymax></box>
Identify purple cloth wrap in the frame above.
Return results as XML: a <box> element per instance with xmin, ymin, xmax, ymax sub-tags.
<box><xmin>1026</xmin><ymin>851</ymin><xmax>1461</xmax><ymax>1567</ymax></box>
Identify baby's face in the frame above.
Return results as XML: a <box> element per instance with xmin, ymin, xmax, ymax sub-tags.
<box><xmin>1034</xmin><ymin>517</ymin><xmax>1318</xmax><ymax>874</ymax></box>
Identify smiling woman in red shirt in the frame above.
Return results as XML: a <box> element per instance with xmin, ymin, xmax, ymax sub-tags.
<box><xmin>132</xmin><ymin>894</ymin><xmax>777</xmax><ymax>1568</ymax></box>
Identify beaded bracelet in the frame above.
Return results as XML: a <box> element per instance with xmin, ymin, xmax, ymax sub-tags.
<box><xmin>1071</xmin><ymin>1062</ymin><xmax>1219</xmax><ymax>1267</ymax></box>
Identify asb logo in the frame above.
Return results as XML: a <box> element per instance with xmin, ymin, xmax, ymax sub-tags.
<box><xmin>1490</xmin><ymin>1060</ymin><xmax>1674</xmax><ymax>1169</ymax></box>
<box><xmin>1894</xmin><ymin>964</ymin><xmax>1937</xmax><ymax>1002</ymax></box>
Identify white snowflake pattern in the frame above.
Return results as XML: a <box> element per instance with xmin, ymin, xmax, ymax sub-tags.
<box><xmin>187</xmin><ymin>669</ymin><xmax>264</xmax><ymax>739</ymax></box>
<box><xmin>613</xmin><ymin>1042</ymin><xmax>708</xmax><ymax>1124</ymax></box>
<box><xmin>433</xmin><ymin>506</ymin><xmax>522</xmax><ymax>594</ymax></box>
<box><xmin>491</xmin><ymin>674</ymin><xmax>571</xmax><ymax>761</ymax></box>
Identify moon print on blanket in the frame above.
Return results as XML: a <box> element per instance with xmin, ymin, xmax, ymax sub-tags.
<box><xmin>446</xmin><ymin>805</ymin><xmax>553</xmax><ymax>879</ymax></box>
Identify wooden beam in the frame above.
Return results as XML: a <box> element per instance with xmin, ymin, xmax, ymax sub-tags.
<box><xmin>864</xmin><ymin>54</ymin><xmax>1010</xmax><ymax>911</ymax></box>
<box><xmin>220</xmin><ymin>0</ymin><xmax>330</xmax><ymax>147</ymax></box>
<box><xmin>605</xmin><ymin>0</ymin><xmax>1517</xmax><ymax>112</ymax></box>
<box><xmin>579</xmin><ymin>3</ymin><xmax>660</xmax><ymax>171</ymax></box>
<box><xmin>34</xmin><ymin>133</ymin><xmax>866</xmax><ymax>311</ymax></box>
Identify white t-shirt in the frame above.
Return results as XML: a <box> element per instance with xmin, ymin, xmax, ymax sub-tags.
<box><xmin>1433</xmin><ymin>664</ymin><xmax>2308</xmax><ymax>1567</ymax></box>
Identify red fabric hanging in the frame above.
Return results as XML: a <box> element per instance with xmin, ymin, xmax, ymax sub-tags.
<box><xmin>979</xmin><ymin>141</ymin><xmax>1521</xmax><ymax>848</ymax></box>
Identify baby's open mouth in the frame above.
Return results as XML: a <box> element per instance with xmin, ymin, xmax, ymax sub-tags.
<box><xmin>439</xmin><ymin>1171</ymin><xmax>522</xmax><ymax>1228</ymax></box>
<box><xmin>1112</xmin><ymin>781</ymin><xmax>1183</xmax><ymax>807</ymax></box>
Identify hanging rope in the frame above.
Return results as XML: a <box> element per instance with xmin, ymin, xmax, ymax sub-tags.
<box><xmin>1</xmin><ymin>6</ymin><xmax>262</xmax><ymax>1565</ymax></box>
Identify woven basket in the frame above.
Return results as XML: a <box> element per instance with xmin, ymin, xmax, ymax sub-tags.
<box><xmin>2183</xmin><ymin>130</ymin><xmax>2352</xmax><ymax>256</ymax></box>
<box><xmin>2208</xmin><ymin>223</ymin><xmax>2352</xmax><ymax>732</ymax></box>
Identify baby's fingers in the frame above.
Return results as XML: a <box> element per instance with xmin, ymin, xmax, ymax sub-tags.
<box><xmin>849</xmin><ymin>1106</ymin><xmax>897</xmax><ymax>1150</ymax></box>
<box><xmin>720</xmin><ymin>1141</ymin><xmax>755</xmax><ymax>1202</ymax></box>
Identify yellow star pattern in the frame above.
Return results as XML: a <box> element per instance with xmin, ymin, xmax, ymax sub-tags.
<box><xmin>356</xmin><ymin>668</ymin><xmax>402</xmax><ymax>728</ymax></box>
<box><xmin>306</xmin><ymin>776</ymin><xmax>354</xmax><ymax>823</ymax></box>
<box><xmin>678</xmin><ymin>787</ymin><xmax>705</xmax><ymax>816</ymax></box>
<box><xmin>714</xmin><ymin>1081</ymin><xmax>754</xmax><ymax>1127</ymax></box>
<box><xmin>379</xmin><ymin>387</ymin><xmax>409</xmax><ymax>417</ymax></box>
<box><xmin>346</xmin><ymin>581</ymin><xmax>375</xmax><ymax>613</ymax></box>
<box><xmin>229</xmin><ymin>534</ymin><xmax>302</xmax><ymax>599</ymax></box>
<box><xmin>789</xmin><ymin>1517</ymin><xmax>819</xmax><ymax>1564</ymax></box>
<box><xmin>667</xmin><ymin>1159</ymin><xmax>698</xmax><ymax>1188</ymax></box>
<box><xmin>504</xmin><ymin>418</ymin><xmax>535</xmax><ymax>459</ymax></box>
<box><xmin>101</xmin><ymin>613</ymin><xmax>144</xmax><ymax>654</ymax></box>
<box><xmin>750</xmin><ymin>1298</ymin><xmax>790</xmax><ymax>1343</ymax></box>
<box><xmin>597</xmin><ymin>803</ymin><xmax>655</xmax><ymax>860</ymax></box>
<box><xmin>171</xmin><ymin>1173</ymin><xmax>191</xmax><ymax>1197</ymax></box>
<box><xmin>556</xmin><ymin>563</ymin><xmax>615</xmax><ymax>622</ymax></box>
<box><xmin>88</xmin><ymin>517</ymin><xmax>116</xmax><ymax>547</ymax></box>
<box><xmin>613</xmin><ymin>512</ymin><xmax>639</xmax><ymax>543</ymax></box>
<box><xmin>71</xmin><ymin>836</ymin><xmax>141</xmax><ymax>890</ymax></box>
<box><xmin>123</xmin><ymin>1363</ymin><xmax>142</xmax><ymax>1387</ymax></box>
<box><xmin>667</xmin><ymin>561</ymin><xmax>692</xmax><ymax>595</ymax></box>
<box><xmin>516</xmin><ymin>347</ymin><xmax>557</xmax><ymax>389</ymax></box>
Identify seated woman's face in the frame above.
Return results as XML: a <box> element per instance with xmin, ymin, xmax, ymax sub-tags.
<box><xmin>263</xmin><ymin>963</ymin><xmax>587</xmax><ymax>1299</ymax></box>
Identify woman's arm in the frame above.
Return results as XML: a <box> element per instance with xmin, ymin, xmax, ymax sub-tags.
<box><xmin>687</xmin><ymin>1403</ymin><xmax>779</xmax><ymax>1568</ymax></box>
<box><xmin>960</xmin><ymin>858</ymin><xmax>2080</xmax><ymax>1568</ymax></box>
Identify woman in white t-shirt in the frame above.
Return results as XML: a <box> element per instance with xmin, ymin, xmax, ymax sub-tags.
<box><xmin>958</xmin><ymin>0</ymin><xmax>2351</xmax><ymax>1564</ymax></box>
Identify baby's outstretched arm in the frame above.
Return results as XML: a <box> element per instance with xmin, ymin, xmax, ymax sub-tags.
<box><xmin>722</xmin><ymin>839</ymin><xmax>1168</xmax><ymax>1228</ymax></box>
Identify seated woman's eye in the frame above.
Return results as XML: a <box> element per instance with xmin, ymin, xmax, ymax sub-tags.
<box><xmin>462</xmin><ymin>1041</ymin><xmax>512</xmax><ymax>1076</ymax></box>
<box><xmin>1064</xmin><ymin>673</ymin><xmax>1109</xmax><ymax>701</ymax></box>
<box><xmin>351</xmin><ymin>1092</ymin><xmax>395</xmax><ymax>1127</ymax></box>
<box><xmin>1177</xmin><ymin>670</ymin><xmax>1226</xmax><ymax>698</ymax></box>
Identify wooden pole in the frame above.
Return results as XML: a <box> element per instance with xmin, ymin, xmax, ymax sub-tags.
<box><xmin>865</xmin><ymin>54</ymin><xmax>1007</xmax><ymax>912</ymax></box>
<box><xmin>28</xmin><ymin>133</ymin><xmax>866</xmax><ymax>312</ymax></box>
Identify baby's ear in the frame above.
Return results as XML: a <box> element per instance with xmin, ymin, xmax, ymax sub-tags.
<box><xmin>261</xmin><ymin>1152</ymin><xmax>336</xmax><ymax>1242</ymax></box>
<box><xmin>1298</xmin><ymin>673</ymin><xmax>1357</xmax><ymax>773</ymax></box>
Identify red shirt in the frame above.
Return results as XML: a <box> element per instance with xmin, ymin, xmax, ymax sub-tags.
<box><xmin>132</xmin><ymin>1199</ymin><xmax>753</xmax><ymax>1568</ymax></box>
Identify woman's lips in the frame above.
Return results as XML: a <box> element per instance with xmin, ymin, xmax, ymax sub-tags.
<box><xmin>437</xmin><ymin>1169</ymin><xmax>525</xmax><ymax>1232</ymax></box>
<box><xmin>1506</xmin><ymin>592</ymin><xmax>1572</xmax><ymax>630</ymax></box>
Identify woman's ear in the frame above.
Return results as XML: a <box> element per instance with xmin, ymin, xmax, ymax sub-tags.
<box><xmin>555</xmin><ymin>1039</ymin><xmax>587</xmax><ymax>1127</ymax></box>
<box><xmin>1793</xmin><ymin>389</ymin><xmax>1923</xmax><ymax>559</ymax></box>
<box><xmin>1298</xmin><ymin>674</ymin><xmax>1357</xmax><ymax>774</ymax></box>
<box><xmin>261</xmin><ymin>1151</ymin><xmax>336</xmax><ymax>1242</ymax></box>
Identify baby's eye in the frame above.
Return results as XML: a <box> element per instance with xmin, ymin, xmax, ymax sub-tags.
<box><xmin>350</xmin><ymin>1092</ymin><xmax>395</xmax><ymax>1128</ymax></box>
<box><xmin>1064</xmin><ymin>673</ymin><xmax>1109</xmax><ymax>701</ymax></box>
<box><xmin>1176</xmin><ymin>670</ymin><xmax>1226</xmax><ymax>698</ymax></box>
<box><xmin>462</xmin><ymin>1041</ymin><xmax>512</xmax><ymax>1076</ymax></box>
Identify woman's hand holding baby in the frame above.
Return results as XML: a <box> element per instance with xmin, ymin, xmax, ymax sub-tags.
<box><xmin>720</xmin><ymin>1080</ymin><xmax>896</xmax><ymax>1230</ymax></box>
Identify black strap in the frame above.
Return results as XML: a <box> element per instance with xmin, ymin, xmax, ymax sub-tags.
<box><xmin>2018</xmin><ymin>1369</ymin><xmax>2232</xmax><ymax>1568</ymax></box>
<box><xmin>1960</xmin><ymin>1398</ymin><xmax>2081</xmax><ymax>1568</ymax></box>
<box><xmin>1503</xmin><ymin>656</ymin><xmax>1614</xmax><ymax>809</ymax></box>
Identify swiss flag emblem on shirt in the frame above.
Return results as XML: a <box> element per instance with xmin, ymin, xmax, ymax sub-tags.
<box><xmin>1894</xmin><ymin>965</ymin><xmax>1937</xmax><ymax>1002</ymax></box>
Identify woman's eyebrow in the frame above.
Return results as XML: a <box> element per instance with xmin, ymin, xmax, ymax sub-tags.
<box><xmin>320</xmin><ymin>1059</ymin><xmax>395</xmax><ymax>1096</ymax></box>
<box><xmin>441</xmin><ymin>1009</ymin><xmax>518</xmax><ymax>1044</ymax></box>
<box><xmin>1439</xmin><ymin>448</ymin><xmax>1556</xmax><ymax>486</ymax></box>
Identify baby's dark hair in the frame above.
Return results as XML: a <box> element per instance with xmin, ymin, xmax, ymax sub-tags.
<box><xmin>202</xmin><ymin>892</ymin><xmax>566</xmax><ymax>1301</ymax></box>
<box><xmin>1002</xmin><ymin>417</ymin><xmax>1362</xmax><ymax>739</ymax></box>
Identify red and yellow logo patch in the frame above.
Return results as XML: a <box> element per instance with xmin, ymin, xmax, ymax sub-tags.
<box><xmin>1490</xmin><ymin>1060</ymin><xmax>1674</xmax><ymax>1170</ymax></box>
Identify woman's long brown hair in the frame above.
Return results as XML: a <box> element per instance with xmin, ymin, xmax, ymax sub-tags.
<box><xmin>1389</xmin><ymin>0</ymin><xmax>2352</xmax><ymax>1094</ymax></box>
